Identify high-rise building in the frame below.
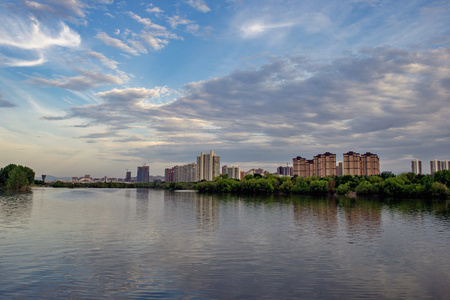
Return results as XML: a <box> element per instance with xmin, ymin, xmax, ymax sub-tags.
<box><xmin>411</xmin><ymin>159</ymin><xmax>422</xmax><ymax>175</ymax></box>
<box><xmin>293</xmin><ymin>153</ymin><xmax>336</xmax><ymax>177</ymax></box>
<box><xmin>430</xmin><ymin>159</ymin><xmax>449</xmax><ymax>174</ymax></box>
<box><xmin>173</xmin><ymin>163</ymin><xmax>198</xmax><ymax>182</ymax></box>
<box><xmin>277</xmin><ymin>166</ymin><xmax>293</xmax><ymax>176</ymax></box>
<box><xmin>223</xmin><ymin>166</ymin><xmax>241</xmax><ymax>180</ymax></box>
<box><xmin>313</xmin><ymin>152</ymin><xmax>336</xmax><ymax>177</ymax></box>
<box><xmin>197</xmin><ymin>151</ymin><xmax>220</xmax><ymax>181</ymax></box>
<box><xmin>293</xmin><ymin>156</ymin><xmax>311</xmax><ymax>178</ymax></box>
<box><xmin>165</xmin><ymin>168</ymin><xmax>174</xmax><ymax>183</ymax></box>
<box><xmin>125</xmin><ymin>171</ymin><xmax>132</xmax><ymax>182</ymax></box>
<box><xmin>336</xmin><ymin>162</ymin><xmax>343</xmax><ymax>177</ymax></box>
<box><xmin>430</xmin><ymin>159</ymin><xmax>440</xmax><ymax>174</ymax></box>
<box><xmin>343</xmin><ymin>151</ymin><xmax>361</xmax><ymax>176</ymax></box>
<box><xmin>295</xmin><ymin>151</ymin><xmax>379</xmax><ymax>178</ymax></box>
<box><xmin>361</xmin><ymin>152</ymin><xmax>380</xmax><ymax>176</ymax></box>
<box><xmin>137</xmin><ymin>165</ymin><xmax>150</xmax><ymax>183</ymax></box>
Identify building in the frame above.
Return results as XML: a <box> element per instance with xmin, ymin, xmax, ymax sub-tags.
<box><xmin>223</xmin><ymin>166</ymin><xmax>241</xmax><ymax>180</ymax></box>
<box><xmin>137</xmin><ymin>165</ymin><xmax>150</xmax><ymax>183</ymax></box>
<box><xmin>293</xmin><ymin>156</ymin><xmax>314</xmax><ymax>178</ymax></box>
<box><xmin>277</xmin><ymin>166</ymin><xmax>293</xmax><ymax>176</ymax></box>
<box><xmin>430</xmin><ymin>159</ymin><xmax>449</xmax><ymax>174</ymax></box>
<box><xmin>411</xmin><ymin>159</ymin><xmax>422</xmax><ymax>175</ymax></box>
<box><xmin>313</xmin><ymin>152</ymin><xmax>336</xmax><ymax>177</ymax></box>
<box><xmin>361</xmin><ymin>152</ymin><xmax>380</xmax><ymax>176</ymax></box>
<box><xmin>336</xmin><ymin>162</ymin><xmax>343</xmax><ymax>177</ymax></box>
<box><xmin>174</xmin><ymin>163</ymin><xmax>198</xmax><ymax>182</ymax></box>
<box><xmin>197</xmin><ymin>151</ymin><xmax>220</xmax><ymax>181</ymax></box>
<box><xmin>293</xmin><ymin>153</ymin><xmax>336</xmax><ymax>177</ymax></box>
<box><xmin>165</xmin><ymin>168</ymin><xmax>174</xmax><ymax>183</ymax></box>
<box><xmin>294</xmin><ymin>151</ymin><xmax>379</xmax><ymax>178</ymax></box>
<box><xmin>430</xmin><ymin>159</ymin><xmax>440</xmax><ymax>174</ymax></box>
<box><xmin>125</xmin><ymin>171</ymin><xmax>132</xmax><ymax>182</ymax></box>
<box><xmin>343</xmin><ymin>151</ymin><xmax>361</xmax><ymax>176</ymax></box>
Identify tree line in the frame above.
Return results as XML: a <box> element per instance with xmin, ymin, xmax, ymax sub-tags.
<box><xmin>42</xmin><ymin>170</ymin><xmax>450</xmax><ymax>198</ymax></box>
<box><xmin>2</xmin><ymin>162</ymin><xmax>448</xmax><ymax>199</ymax></box>
<box><xmin>0</xmin><ymin>164</ymin><xmax>35</xmax><ymax>191</ymax></box>
<box><xmin>194</xmin><ymin>171</ymin><xmax>450</xmax><ymax>199</ymax></box>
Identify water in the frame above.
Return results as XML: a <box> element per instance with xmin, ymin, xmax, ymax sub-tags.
<box><xmin>1</xmin><ymin>188</ymin><xmax>449</xmax><ymax>299</ymax></box>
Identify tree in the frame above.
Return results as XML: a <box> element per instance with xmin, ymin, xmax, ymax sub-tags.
<box><xmin>430</xmin><ymin>182</ymin><xmax>448</xmax><ymax>198</ymax></box>
<box><xmin>0</xmin><ymin>164</ymin><xmax>35</xmax><ymax>191</ymax></box>
<box><xmin>5</xmin><ymin>167</ymin><xmax>30</xmax><ymax>191</ymax></box>
<box><xmin>433</xmin><ymin>170</ymin><xmax>450</xmax><ymax>187</ymax></box>
<box><xmin>383</xmin><ymin>177</ymin><xmax>405</xmax><ymax>197</ymax></box>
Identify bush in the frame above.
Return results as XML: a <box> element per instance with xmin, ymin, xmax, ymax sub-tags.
<box><xmin>383</xmin><ymin>177</ymin><xmax>405</xmax><ymax>197</ymax></box>
<box><xmin>336</xmin><ymin>182</ymin><xmax>351</xmax><ymax>195</ymax></box>
<box><xmin>430</xmin><ymin>182</ymin><xmax>448</xmax><ymax>198</ymax></box>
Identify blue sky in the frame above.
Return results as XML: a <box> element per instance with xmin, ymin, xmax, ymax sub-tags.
<box><xmin>0</xmin><ymin>0</ymin><xmax>449</xmax><ymax>178</ymax></box>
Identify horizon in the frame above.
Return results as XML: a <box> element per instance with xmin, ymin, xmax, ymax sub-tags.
<box><xmin>1</xmin><ymin>1</ymin><xmax>449</xmax><ymax>178</ymax></box>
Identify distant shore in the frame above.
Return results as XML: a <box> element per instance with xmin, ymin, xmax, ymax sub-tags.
<box><xmin>33</xmin><ymin>170</ymin><xmax>450</xmax><ymax>200</ymax></box>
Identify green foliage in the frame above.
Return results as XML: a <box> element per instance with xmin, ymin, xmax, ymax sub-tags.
<box><xmin>355</xmin><ymin>181</ymin><xmax>380</xmax><ymax>196</ymax></box>
<box><xmin>383</xmin><ymin>177</ymin><xmax>405</xmax><ymax>197</ymax></box>
<box><xmin>433</xmin><ymin>170</ymin><xmax>450</xmax><ymax>187</ymax></box>
<box><xmin>0</xmin><ymin>164</ymin><xmax>35</xmax><ymax>191</ymax></box>
<box><xmin>310</xmin><ymin>180</ymin><xmax>328</xmax><ymax>194</ymax></box>
<box><xmin>336</xmin><ymin>182</ymin><xmax>351</xmax><ymax>195</ymax></box>
<box><xmin>381</xmin><ymin>171</ymin><xmax>395</xmax><ymax>179</ymax></box>
<box><xmin>430</xmin><ymin>182</ymin><xmax>448</xmax><ymax>198</ymax></box>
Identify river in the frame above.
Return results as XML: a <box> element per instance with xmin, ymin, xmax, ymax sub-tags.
<box><xmin>1</xmin><ymin>188</ymin><xmax>449</xmax><ymax>299</ymax></box>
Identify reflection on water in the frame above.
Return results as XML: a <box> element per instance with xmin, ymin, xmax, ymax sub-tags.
<box><xmin>0</xmin><ymin>188</ymin><xmax>449</xmax><ymax>299</ymax></box>
<box><xmin>0</xmin><ymin>191</ymin><xmax>33</xmax><ymax>227</ymax></box>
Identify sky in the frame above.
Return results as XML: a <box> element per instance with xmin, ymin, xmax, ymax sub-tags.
<box><xmin>0</xmin><ymin>0</ymin><xmax>449</xmax><ymax>178</ymax></box>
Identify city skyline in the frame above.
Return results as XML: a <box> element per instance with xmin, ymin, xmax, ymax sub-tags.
<box><xmin>1</xmin><ymin>1</ymin><xmax>449</xmax><ymax>177</ymax></box>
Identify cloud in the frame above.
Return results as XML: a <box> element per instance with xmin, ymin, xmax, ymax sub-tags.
<box><xmin>0</xmin><ymin>94</ymin><xmax>17</xmax><ymax>108</ymax></box>
<box><xmin>146</xmin><ymin>5</ymin><xmax>164</xmax><ymax>14</ymax></box>
<box><xmin>140</xmin><ymin>33</ymin><xmax>169</xmax><ymax>51</ymax></box>
<box><xmin>42</xmin><ymin>46</ymin><xmax>450</xmax><ymax>172</ymax></box>
<box><xmin>84</xmin><ymin>51</ymin><xmax>118</xmax><ymax>69</ymax></box>
<box><xmin>30</xmin><ymin>69</ymin><xmax>124</xmax><ymax>91</ymax></box>
<box><xmin>167</xmin><ymin>16</ymin><xmax>193</xmax><ymax>29</ymax></box>
<box><xmin>95</xmin><ymin>31</ymin><xmax>140</xmax><ymax>55</ymax></box>
<box><xmin>0</xmin><ymin>16</ymin><xmax>80</xmax><ymax>50</ymax></box>
<box><xmin>0</xmin><ymin>14</ymin><xmax>80</xmax><ymax>67</ymax></box>
<box><xmin>186</xmin><ymin>0</ymin><xmax>211</xmax><ymax>13</ymax></box>
<box><xmin>127</xmin><ymin>11</ymin><xmax>166</xmax><ymax>31</ymax></box>
<box><xmin>23</xmin><ymin>0</ymin><xmax>86</xmax><ymax>22</ymax></box>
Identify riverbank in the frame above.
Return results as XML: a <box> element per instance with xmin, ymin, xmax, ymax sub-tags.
<box><xmin>37</xmin><ymin>170</ymin><xmax>450</xmax><ymax>199</ymax></box>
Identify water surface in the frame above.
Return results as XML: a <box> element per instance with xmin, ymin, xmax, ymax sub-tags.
<box><xmin>1</xmin><ymin>188</ymin><xmax>449</xmax><ymax>299</ymax></box>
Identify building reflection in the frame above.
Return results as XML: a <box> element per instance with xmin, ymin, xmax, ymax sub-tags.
<box><xmin>164</xmin><ymin>191</ymin><xmax>219</xmax><ymax>233</ymax></box>
<box><xmin>339</xmin><ymin>198</ymin><xmax>382</xmax><ymax>240</ymax></box>
<box><xmin>0</xmin><ymin>191</ymin><xmax>33</xmax><ymax>224</ymax></box>
<box><xmin>292</xmin><ymin>196</ymin><xmax>339</xmax><ymax>238</ymax></box>
<box><xmin>195</xmin><ymin>193</ymin><xmax>219</xmax><ymax>232</ymax></box>
<box><xmin>135</xmin><ymin>188</ymin><xmax>149</xmax><ymax>220</ymax></box>
<box><xmin>291</xmin><ymin>196</ymin><xmax>383</xmax><ymax>240</ymax></box>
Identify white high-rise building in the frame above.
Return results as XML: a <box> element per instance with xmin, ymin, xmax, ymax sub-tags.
<box><xmin>411</xmin><ymin>159</ymin><xmax>422</xmax><ymax>175</ymax></box>
<box><xmin>430</xmin><ymin>159</ymin><xmax>443</xmax><ymax>174</ymax></box>
<box><xmin>224</xmin><ymin>166</ymin><xmax>241</xmax><ymax>180</ymax></box>
<box><xmin>197</xmin><ymin>151</ymin><xmax>220</xmax><ymax>181</ymax></box>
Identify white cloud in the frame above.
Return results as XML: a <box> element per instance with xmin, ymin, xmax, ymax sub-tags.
<box><xmin>0</xmin><ymin>16</ymin><xmax>80</xmax><ymax>50</ymax></box>
<box><xmin>167</xmin><ymin>16</ymin><xmax>193</xmax><ymax>29</ymax></box>
<box><xmin>146</xmin><ymin>5</ymin><xmax>164</xmax><ymax>14</ymax></box>
<box><xmin>127</xmin><ymin>11</ymin><xmax>166</xmax><ymax>31</ymax></box>
<box><xmin>241</xmin><ymin>22</ymin><xmax>296</xmax><ymax>38</ymax></box>
<box><xmin>186</xmin><ymin>0</ymin><xmax>211</xmax><ymax>13</ymax></box>
<box><xmin>31</xmin><ymin>69</ymin><xmax>124</xmax><ymax>91</ymax></box>
<box><xmin>95</xmin><ymin>31</ymin><xmax>139</xmax><ymax>55</ymax></box>
<box><xmin>141</xmin><ymin>33</ymin><xmax>169</xmax><ymax>51</ymax></box>
<box><xmin>85</xmin><ymin>51</ymin><xmax>118</xmax><ymax>69</ymax></box>
<box><xmin>96</xmin><ymin>87</ymin><xmax>170</xmax><ymax>103</ymax></box>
